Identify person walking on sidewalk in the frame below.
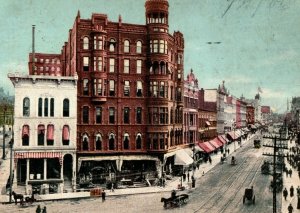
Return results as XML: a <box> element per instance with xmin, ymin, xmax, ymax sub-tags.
<box><xmin>187</xmin><ymin>172</ymin><xmax>190</xmax><ymax>182</ymax></box>
<box><xmin>208</xmin><ymin>156</ymin><xmax>212</xmax><ymax>164</ymax></box>
<box><xmin>283</xmin><ymin>187</ymin><xmax>288</xmax><ymax>201</ymax></box>
<box><xmin>290</xmin><ymin>185</ymin><xmax>294</xmax><ymax>197</ymax></box>
<box><xmin>101</xmin><ymin>190</ymin><xmax>106</xmax><ymax>202</ymax></box>
<box><xmin>288</xmin><ymin>203</ymin><xmax>294</xmax><ymax>213</ymax></box>
<box><xmin>111</xmin><ymin>183</ymin><xmax>114</xmax><ymax>192</ymax></box>
<box><xmin>289</xmin><ymin>168</ymin><xmax>293</xmax><ymax>177</ymax></box>
<box><xmin>297</xmin><ymin>186</ymin><xmax>300</xmax><ymax>196</ymax></box>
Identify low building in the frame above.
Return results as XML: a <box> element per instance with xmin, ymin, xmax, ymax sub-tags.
<box><xmin>8</xmin><ymin>73</ymin><xmax>78</xmax><ymax>194</ymax></box>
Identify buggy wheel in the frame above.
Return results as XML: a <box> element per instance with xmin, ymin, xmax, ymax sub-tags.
<box><xmin>179</xmin><ymin>199</ymin><xmax>184</xmax><ymax>205</ymax></box>
<box><xmin>184</xmin><ymin>198</ymin><xmax>188</xmax><ymax>204</ymax></box>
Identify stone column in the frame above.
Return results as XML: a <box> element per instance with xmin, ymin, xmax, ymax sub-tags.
<box><xmin>25</xmin><ymin>159</ymin><xmax>30</xmax><ymax>194</ymax></box>
<box><xmin>43</xmin><ymin>159</ymin><xmax>47</xmax><ymax>180</ymax></box>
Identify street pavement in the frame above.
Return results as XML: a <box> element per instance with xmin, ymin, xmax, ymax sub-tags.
<box><xmin>0</xmin><ymin>133</ymin><xmax>256</xmax><ymax>205</ymax></box>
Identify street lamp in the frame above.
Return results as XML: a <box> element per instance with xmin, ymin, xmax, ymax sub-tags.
<box><xmin>9</xmin><ymin>136</ymin><xmax>14</xmax><ymax>203</ymax></box>
<box><xmin>2</xmin><ymin>98</ymin><xmax>8</xmax><ymax>160</ymax></box>
<box><xmin>233</xmin><ymin>121</ymin><xmax>236</xmax><ymax>152</ymax></box>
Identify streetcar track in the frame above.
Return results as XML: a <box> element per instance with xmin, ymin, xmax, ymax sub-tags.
<box><xmin>191</xmin><ymin>139</ymin><xmax>267</xmax><ymax>213</ymax></box>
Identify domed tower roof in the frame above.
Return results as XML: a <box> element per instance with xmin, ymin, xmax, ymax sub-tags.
<box><xmin>145</xmin><ymin>0</ymin><xmax>169</xmax><ymax>22</ymax></box>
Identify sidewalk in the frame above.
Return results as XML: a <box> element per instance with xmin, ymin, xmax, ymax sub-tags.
<box><xmin>0</xmin><ymin>133</ymin><xmax>256</xmax><ymax>204</ymax></box>
<box><xmin>281</xmin><ymin>137</ymin><xmax>300</xmax><ymax>213</ymax></box>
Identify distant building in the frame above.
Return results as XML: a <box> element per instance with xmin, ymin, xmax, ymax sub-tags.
<box><xmin>8</xmin><ymin>73</ymin><xmax>77</xmax><ymax>194</ymax></box>
<box><xmin>261</xmin><ymin>106</ymin><xmax>271</xmax><ymax>124</ymax></box>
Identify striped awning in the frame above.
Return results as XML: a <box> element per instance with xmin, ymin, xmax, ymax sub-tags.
<box><xmin>15</xmin><ymin>152</ymin><xmax>62</xmax><ymax>159</ymax></box>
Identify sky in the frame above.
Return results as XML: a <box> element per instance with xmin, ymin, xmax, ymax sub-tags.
<box><xmin>1</xmin><ymin>0</ymin><xmax>300</xmax><ymax>113</ymax></box>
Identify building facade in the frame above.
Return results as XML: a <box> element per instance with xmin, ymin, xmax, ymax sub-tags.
<box><xmin>8</xmin><ymin>73</ymin><xmax>77</xmax><ymax>194</ymax></box>
<box><xmin>28</xmin><ymin>0</ymin><xmax>185</xmax><ymax>183</ymax></box>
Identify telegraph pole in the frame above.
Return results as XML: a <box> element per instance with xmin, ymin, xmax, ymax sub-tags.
<box><xmin>263</xmin><ymin>127</ymin><xmax>288</xmax><ymax>213</ymax></box>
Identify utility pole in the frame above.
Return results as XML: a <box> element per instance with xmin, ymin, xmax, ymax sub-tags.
<box><xmin>263</xmin><ymin>127</ymin><xmax>288</xmax><ymax>213</ymax></box>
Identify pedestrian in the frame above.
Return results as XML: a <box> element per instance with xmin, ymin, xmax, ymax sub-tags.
<box><xmin>187</xmin><ymin>172</ymin><xmax>190</xmax><ymax>182</ymax></box>
<box><xmin>42</xmin><ymin>206</ymin><xmax>47</xmax><ymax>213</ymax></box>
<box><xmin>111</xmin><ymin>183</ymin><xmax>114</xmax><ymax>192</ymax></box>
<box><xmin>289</xmin><ymin>168</ymin><xmax>293</xmax><ymax>177</ymax></box>
<box><xmin>36</xmin><ymin>205</ymin><xmax>41</xmax><ymax>213</ymax></box>
<box><xmin>183</xmin><ymin>173</ymin><xmax>186</xmax><ymax>182</ymax></box>
<box><xmin>283</xmin><ymin>187</ymin><xmax>288</xmax><ymax>201</ymax></box>
<box><xmin>208</xmin><ymin>156</ymin><xmax>212</xmax><ymax>164</ymax></box>
<box><xmin>297</xmin><ymin>186</ymin><xmax>300</xmax><ymax>196</ymax></box>
<box><xmin>196</xmin><ymin>163</ymin><xmax>200</xmax><ymax>170</ymax></box>
<box><xmin>227</xmin><ymin>148</ymin><xmax>230</xmax><ymax>155</ymax></box>
<box><xmin>288</xmin><ymin>203</ymin><xmax>294</xmax><ymax>213</ymax></box>
<box><xmin>290</xmin><ymin>185</ymin><xmax>294</xmax><ymax>197</ymax></box>
<box><xmin>101</xmin><ymin>190</ymin><xmax>106</xmax><ymax>202</ymax></box>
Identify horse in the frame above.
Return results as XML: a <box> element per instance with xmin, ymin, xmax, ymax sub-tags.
<box><xmin>12</xmin><ymin>191</ymin><xmax>24</xmax><ymax>205</ymax></box>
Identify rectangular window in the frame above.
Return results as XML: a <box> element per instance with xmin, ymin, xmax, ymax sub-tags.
<box><xmin>124</xmin><ymin>80</ymin><xmax>130</xmax><ymax>96</ymax></box>
<box><xmin>124</xmin><ymin>107</ymin><xmax>130</xmax><ymax>124</ymax></box>
<box><xmin>109</xmin><ymin>80</ymin><xmax>115</xmax><ymax>96</ymax></box>
<box><xmin>153</xmin><ymin>81</ymin><xmax>158</xmax><ymax>97</ymax></box>
<box><xmin>136</xmin><ymin>81</ymin><xmax>142</xmax><ymax>97</ymax></box>
<box><xmin>136</xmin><ymin>60</ymin><xmax>142</xmax><ymax>74</ymax></box>
<box><xmin>97</xmin><ymin>79</ymin><xmax>102</xmax><ymax>96</ymax></box>
<box><xmin>109</xmin><ymin>58</ymin><xmax>115</xmax><ymax>73</ymax></box>
<box><xmin>83</xmin><ymin>107</ymin><xmax>89</xmax><ymax>124</ymax></box>
<box><xmin>38</xmin><ymin>98</ymin><xmax>43</xmax><ymax>117</ymax></box>
<box><xmin>44</xmin><ymin>98</ymin><xmax>48</xmax><ymax>117</ymax></box>
<box><xmin>160</xmin><ymin>108</ymin><xmax>165</xmax><ymax>124</ymax></box>
<box><xmin>50</xmin><ymin>98</ymin><xmax>54</xmax><ymax>117</ymax></box>
<box><xmin>109</xmin><ymin>108</ymin><xmax>115</xmax><ymax>124</ymax></box>
<box><xmin>153</xmin><ymin>40</ymin><xmax>158</xmax><ymax>53</ymax></box>
<box><xmin>150</xmin><ymin>40</ymin><xmax>153</xmax><ymax>53</ymax></box>
<box><xmin>83</xmin><ymin>57</ymin><xmax>89</xmax><ymax>71</ymax></box>
<box><xmin>95</xmin><ymin>107</ymin><xmax>102</xmax><ymax>124</ymax></box>
<box><xmin>136</xmin><ymin>107</ymin><xmax>142</xmax><ymax>124</ymax></box>
<box><xmin>94</xmin><ymin>57</ymin><xmax>103</xmax><ymax>72</ymax></box>
<box><xmin>124</xmin><ymin>59</ymin><xmax>129</xmax><ymax>73</ymax></box>
<box><xmin>160</xmin><ymin>82</ymin><xmax>165</xmax><ymax>97</ymax></box>
<box><xmin>159</xmin><ymin>40</ymin><xmax>164</xmax><ymax>53</ymax></box>
<box><xmin>94</xmin><ymin>36</ymin><xmax>103</xmax><ymax>50</ymax></box>
<box><xmin>165</xmin><ymin>40</ymin><xmax>168</xmax><ymax>54</ymax></box>
<box><xmin>83</xmin><ymin>79</ymin><xmax>89</xmax><ymax>96</ymax></box>
<box><xmin>153</xmin><ymin>107</ymin><xmax>159</xmax><ymax>124</ymax></box>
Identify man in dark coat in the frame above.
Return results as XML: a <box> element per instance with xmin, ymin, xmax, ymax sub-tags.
<box><xmin>101</xmin><ymin>190</ymin><xmax>106</xmax><ymax>202</ymax></box>
<box><xmin>283</xmin><ymin>188</ymin><xmax>288</xmax><ymax>201</ymax></box>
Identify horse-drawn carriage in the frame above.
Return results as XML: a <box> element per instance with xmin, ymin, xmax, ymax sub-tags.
<box><xmin>261</xmin><ymin>161</ymin><xmax>270</xmax><ymax>174</ymax></box>
<box><xmin>12</xmin><ymin>191</ymin><xmax>37</xmax><ymax>207</ymax></box>
<box><xmin>254</xmin><ymin>139</ymin><xmax>261</xmax><ymax>148</ymax></box>
<box><xmin>161</xmin><ymin>190</ymin><xmax>189</xmax><ymax>208</ymax></box>
<box><xmin>269</xmin><ymin>174</ymin><xmax>283</xmax><ymax>192</ymax></box>
<box><xmin>243</xmin><ymin>187</ymin><xmax>255</xmax><ymax>204</ymax></box>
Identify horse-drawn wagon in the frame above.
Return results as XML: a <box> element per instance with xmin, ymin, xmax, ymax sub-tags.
<box><xmin>161</xmin><ymin>190</ymin><xmax>189</xmax><ymax>208</ymax></box>
<box><xmin>243</xmin><ymin>187</ymin><xmax>255</xmax><ymax>204</ymax></box>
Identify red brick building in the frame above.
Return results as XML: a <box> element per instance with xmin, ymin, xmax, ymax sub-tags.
<box><xmin>28</xmin><ymin>0</ymin><xmax>185</xmax><ymax>184</ymax></box>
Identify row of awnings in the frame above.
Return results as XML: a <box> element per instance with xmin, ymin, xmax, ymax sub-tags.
<box><xmin>198</xmin><ymin>135</ymin><xmax>227</xmax><ymax>153</ymax></box>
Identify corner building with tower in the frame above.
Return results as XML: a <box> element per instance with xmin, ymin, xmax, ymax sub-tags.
<box><xmin>27</xmin><ymin>0</ymin><xmax>187</xmax><ymax>186</ymax></box>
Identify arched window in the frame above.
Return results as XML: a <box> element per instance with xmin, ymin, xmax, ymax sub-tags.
<box><xmin>47</xmin><ymin>124</ymin><xmax>54</xmax><ymax>146</ymax></box>
<box><xmin>109</xmin><ymin>38</ymin><xmax>116</xmax><ymax>52</ymax></box>
<box><xmin>124</xmin><ymin>40</ymin><xmax>130</xmax><ymax>53</ymax></box>
<box><xmin>123</xmin><ymin>133</ymin><xmax>129</xmax><ymax>149</ymax></box>
<box><xmin>62</xmin><ymin>125</ymin><xmax>70</xmax><ymax>146</ymax></box>
<box><xmin>82</xmin><ymin>134</ymin><xmax>89</xmax><ymax>151</ymax></box>
<box><xmin>136</xmin><ymin>133</ymin><xmax>142</xmax><ymax>149</ymax></box>
<box><xmin>109</xmin><ymin>133</ymin><xmax>115</xmax><ymax>150</ymax></box>
<box><xmin>22</xmin><ymin>125</ymin><xmax>29</xmax><ymax>146</ymax></box>
<box><xmin>136</xmin><ymin>41</ymin><xmax>142</xmax><ymax>53</ymax></box>
<box><xmin>38</xmin><ymin>125</ymin><xmax>45</xmax><ymax>146</ymax></box>
<box><xmin>83</xmin><ymin>37</ymin><xmax>89</xmax><ymax>50</ymax></box>
<box><xmin>63</xmin><ymin>99</ymin><xmax>69</xmax><ymax>117</ymax></box>
<box><xmin>95</xmin><ymin>133</ymin><xmax>102</xmax><ymax>150</ymax></box>
<box><xmin>23</xmin><ymin>97</ymin><xmax>30</xmax><ymax>117</ymax></box>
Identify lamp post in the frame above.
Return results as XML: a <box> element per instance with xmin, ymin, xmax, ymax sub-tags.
<box><xmin>2</xmin><ymin>99</ymin><xmax>7</xmax><ymax>160</ymax></box>
<box><xmin>233</xmin><ymin>121</ymin><xmax>236</xmax><ymax>152</ymax></box>
<box><xmin>9</xmin><ymin>136</ymin><xmax>14</xmax><ymax>203</ymax></box>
